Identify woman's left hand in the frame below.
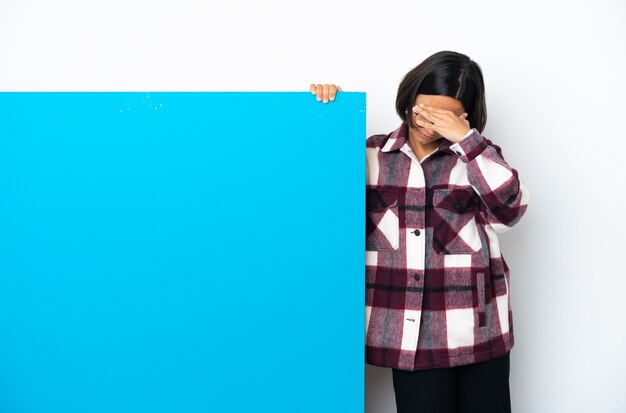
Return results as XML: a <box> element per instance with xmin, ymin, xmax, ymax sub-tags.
<box><xmin>310</xmin><ymin>83</ymin><xmax>342</xmax><ymax>104</ymax></box>
<box><xmin>413</xmin><ymin>104</ymin><xmax>471</xmax><ymax>143</ymax></box>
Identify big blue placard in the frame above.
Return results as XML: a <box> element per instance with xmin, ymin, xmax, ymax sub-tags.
<box><xmin>0</xmin><ymin>92</ymin><xmax>365</xmax><ymax>413</ymax></box>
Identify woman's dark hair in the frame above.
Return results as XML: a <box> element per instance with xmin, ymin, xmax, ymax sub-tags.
<box><xmin>396</xmin><ymin>50</ymin><xmax>487</xmax><ymax>132</ymax></box>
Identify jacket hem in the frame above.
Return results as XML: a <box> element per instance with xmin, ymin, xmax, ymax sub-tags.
<box><xmin>365</xmin><ymin>335</ymin><xmax>514</xmax><ymax>372</ymax></box>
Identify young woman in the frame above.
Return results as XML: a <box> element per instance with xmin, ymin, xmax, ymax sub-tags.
<box><xmin>311</xmin><ymin>51</ymin><xmax>529</xmax><ymax>413</ymax></box>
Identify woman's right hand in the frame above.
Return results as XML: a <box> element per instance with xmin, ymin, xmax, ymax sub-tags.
<box><xmin>309</xmin><ymin>84</ymin><xmax>342</xmax><ymax>104</ymax></box>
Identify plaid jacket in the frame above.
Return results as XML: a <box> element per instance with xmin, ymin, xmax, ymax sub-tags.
<box><xmin>365</xmin><ymin>123</ymin><xmax>529</xmax><ymax>371</ymax></box>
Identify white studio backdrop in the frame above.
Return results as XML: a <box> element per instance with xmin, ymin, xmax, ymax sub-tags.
<box><xmin>1</xmin><ymin>1</ymin><xmax>625</xmax><ymax>412</ymax></box>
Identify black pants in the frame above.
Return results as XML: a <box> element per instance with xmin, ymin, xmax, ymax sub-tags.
<box><xmin>391</xmin><ymin>352</ymin><xmax>511</xmax><ymax>413</ymax></box>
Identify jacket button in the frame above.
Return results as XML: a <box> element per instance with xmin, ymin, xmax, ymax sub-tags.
<box><xmin>413</xmin><ymin>229</ymin><xmax>421</xmax><ymax>236</ymax></box>
<box><xmin>413</xmin><ymin>274</ymin><xmax>420</xmax><ymax>281</ymax></box>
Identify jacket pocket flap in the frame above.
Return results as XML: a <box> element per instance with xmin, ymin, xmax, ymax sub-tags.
<box><xmin>366</xmin><ymin>189</ymin><xmax>398</xmax><ymax>212</ymax></box>
<box><xmin>433</xmin><ymin>188</ymin><xmax>478</xmax><ymax>213</ymax></box>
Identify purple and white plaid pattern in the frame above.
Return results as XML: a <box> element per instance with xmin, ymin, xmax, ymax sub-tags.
<box><xmin>365</xmin><ymin>123</ymin><xmax>529</xmax><ymax>371</ymax></box>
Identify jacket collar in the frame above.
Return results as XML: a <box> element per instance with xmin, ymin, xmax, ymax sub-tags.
<box><xmin>381</xmin><ymin>123</ymin><xmax>455</xmax><ymax>155</ymax></box>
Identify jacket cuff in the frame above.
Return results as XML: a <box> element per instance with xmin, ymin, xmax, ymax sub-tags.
<box><xmin>449</xmin><ymin>128</ymin><xmax>488</xmax><ymax>162</ymax></box>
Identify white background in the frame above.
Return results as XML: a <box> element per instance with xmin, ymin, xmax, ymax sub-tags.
<box><xmin>1</xmin><ymin>1</ymin><xmax>625</xmax><ymax>412</ymax></box>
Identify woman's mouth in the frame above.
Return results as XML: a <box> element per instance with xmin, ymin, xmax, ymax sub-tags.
<box><xmin>417</xmin><ymin>129</ymin><xmax>435</xmax><ymax>140</ymax></box>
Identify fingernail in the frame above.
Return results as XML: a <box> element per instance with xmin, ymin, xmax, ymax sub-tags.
<box><xmin>323</xmin><ymin>98</ymin><xmax>328</xmax><ymax>103</ymax></box>
<box><xmin>317</xmin><ymin>96</ymin><xmax>321</xmax><ymax>101</ymax></box>
<box><xmin>330</xmin><ymin>96</ymin><xmax>335</xmax><ymax>101</ymax></box>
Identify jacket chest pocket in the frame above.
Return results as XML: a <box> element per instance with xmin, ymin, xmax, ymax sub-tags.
<box><xmin>366</xmin><ymin>189</ymin><xmax>399</xmax><ymax>252</ymax></box>
<box><xmin>432</xmin><ymin>188</ymin><xmax>482</xmax><ymax>254</ymax></box>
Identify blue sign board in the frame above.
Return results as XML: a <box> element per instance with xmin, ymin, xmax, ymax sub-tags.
<box><xmin>0</xmin><ymin>92</ymin><xmax>365</xmax><ymax>413</ymax></box>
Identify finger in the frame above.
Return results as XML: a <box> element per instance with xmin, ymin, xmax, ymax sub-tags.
<box><xmin>315</xmin><ymin>84</ymin><xmax>323</xmax><ymax>101</ymax></box>
<box><xmin>426</xmin><ymin>111</ymin><xmax>448</xmax><ymax>122</ymax></box>
<box><xmin>411</xmin><ymin>112</ymin><xmax>420</xmax><ymax>127</ymax></box>
<box><xmin>461</xmin><ymin>113</ymin><xmax>470</xmax><ymax>127</ymax></box>
<box><xmin>414</xmin><ymin>111</ymin><xmax>440</xmax><ymax>132</ymax></box>
<box><xmin>310</xmin><ymin>84</ymin><xmax>317</xmax><ymax>95</ymax></box>
<box><xmin>415</xmin><ymin>104</ymin><xmax>448</xmax><ymax>118</ymax></box>
<box><xmin>412</xmin><ymin>105</ymin><xmax>426</xmax><ymax>117</ymax></box>
<box><xmin>413</xmin><ymin>112</ymin><xmax>431</xmax><ymax>128</ymax></box>
<box><xmin>414</xmin><ymin>116</ymin><xmax>437</xmax><ymax>131</ymax></box>
<box><xmin>322</xmin><ymin>84</ymin><xmax>331</xmax><ymax>103</ymax></box>
<box><xmin>329</xmin><ymin>85</ymin><xmax>340</xmax><ymax>101</ymax></box>
<box><xmin>418</xmin><ymin>104</ymin><xmax>455</xmax><ymax>115</ymax></box>
<box><xmin>413</xmin><ymin>106</ymin><xmax>439</xmax><ymax>124</ymax></box>
<box><xmin>337</xmin><ymin>86</ymin><xmax>343</xmax><ymax>92</ymax></box>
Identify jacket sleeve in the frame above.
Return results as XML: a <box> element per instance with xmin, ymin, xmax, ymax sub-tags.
<box><xmin>449</xmin><ymin>129</ymin><xmax>529</xmax><ymax>233</ymax></box>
